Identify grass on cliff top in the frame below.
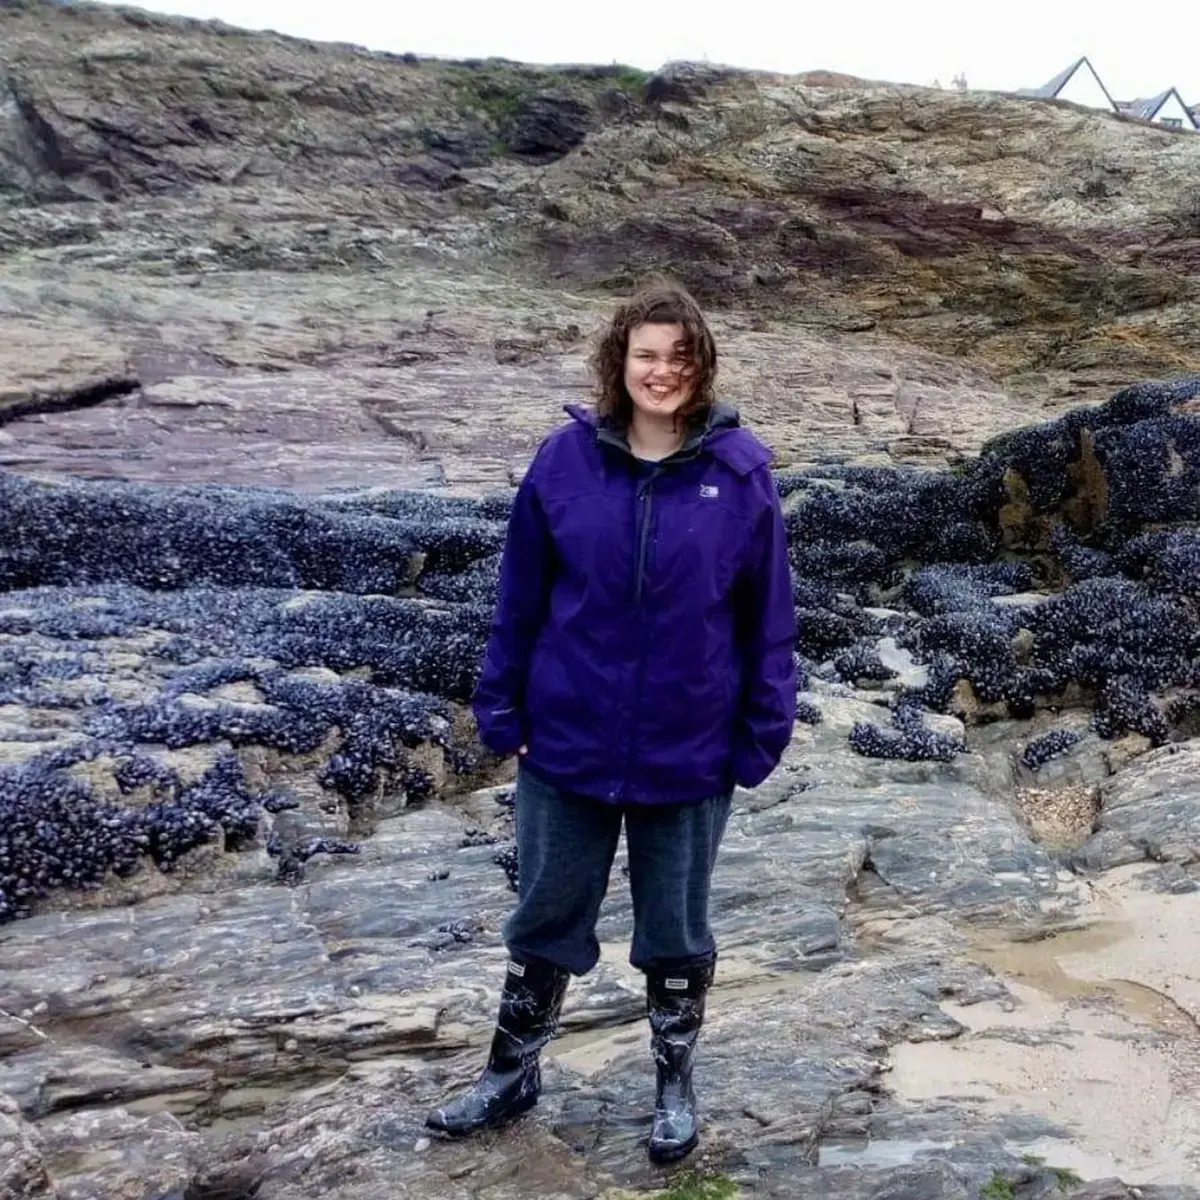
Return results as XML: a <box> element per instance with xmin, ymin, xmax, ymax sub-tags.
<box><xmin>445</xmin><ymin>60</ymin><xmax>649</xmax><ymax>128</ymax></box>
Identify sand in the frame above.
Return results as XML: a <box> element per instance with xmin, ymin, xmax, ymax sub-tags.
<box><xmin>890</xmin><ymin>864</ymin><xmax>1200</xmax><ymax>1185</ymax></box>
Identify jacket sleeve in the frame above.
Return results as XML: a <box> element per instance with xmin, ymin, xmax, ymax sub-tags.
<box><xmin>471</xmin><ymin>447</ymin><xmax>556</xmax><ymax>756</ymax></box>
<box><xmin>731</xmin><ymin>470</ymin><xmax>798</xmax><ymax>788</ymax></box>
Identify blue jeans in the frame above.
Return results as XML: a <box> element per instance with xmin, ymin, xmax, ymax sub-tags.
<box><xmin>503</xmin><ymin>763</ymin><xmax>733</xmax><ymax>976</ymax></box>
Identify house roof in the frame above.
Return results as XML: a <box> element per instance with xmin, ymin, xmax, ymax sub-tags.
<box><xmin>1026</xmin><ymin>57</ymin><xmax>1087</xmax><ymax>98</ymax></box>
<box><xmin>1121</xmin><ymin>90</ymin><xmax>1173</xmax><ymax>119</ymax></box>
<box><xmin>1119</xmin><ymin>88</ymin><xmax>1199</xmax><ymax>127</ymax></box>
<box><xmin>1017</xmin><ymin>56</ymin><xmax>1119</xmax><ymax>111</ymax></box>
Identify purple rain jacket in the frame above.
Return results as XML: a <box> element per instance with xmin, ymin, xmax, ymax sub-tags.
<box><xmin>472</xmin><ymin>401</ymin><xmax>798</xmax><ymax>805</ymax></box>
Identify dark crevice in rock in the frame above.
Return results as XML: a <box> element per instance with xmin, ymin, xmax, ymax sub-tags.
<box><xmin>845</xmin><ymin>845</ymin><xmax>896</xmax><ymax>909</ymax></box>
<box><xmin>183</xmin><ymin>1156</ymin><xmax>270</xmax><ymax>1200</ymax></box>
<box><xmin>0</xmin><ymin>376</ymin><xmax>141</xmax><ymax>426</ymax></box>
<box><xmin>12</xmin><ymin>84</ymin><xmax>71</xmax><ymax>176</ymax></box>
<box><xmin>503</xmin><ymin>91</ymin><xmax>593</xmax><ymax>162</ymax></box>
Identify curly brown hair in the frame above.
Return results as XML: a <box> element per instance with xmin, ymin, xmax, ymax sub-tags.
<box><xmin>588</xmin><ymin>279</ymin><xmax>718</xmax><ymax>428</ymax></box>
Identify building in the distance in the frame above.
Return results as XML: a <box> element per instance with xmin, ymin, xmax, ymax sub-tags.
<box><xmin>1118</xmin><ymin>89</ymin><xmax>1198</xmax><ymax>130</ymax></box>
<box><xmin>1018</xmin><ymin>56</ymin><xmax>1119</xmax><ymax>114</ymax></box>
<box><xmin>1018</xmin><ymin>57</ymin><xmax>1198</xmax><ymax>131</ymax></box>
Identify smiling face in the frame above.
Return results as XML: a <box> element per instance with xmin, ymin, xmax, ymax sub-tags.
<box><xmin>623</xmin><ymin>322</ymin><xmax>697</xmax><ymax>424</ymax></box>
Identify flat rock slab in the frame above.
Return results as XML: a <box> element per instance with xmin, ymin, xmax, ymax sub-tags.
<box><xmin>2</xmin><ymin>261</ymin><xmax>1061</xmax><ymax>493</ymax></box>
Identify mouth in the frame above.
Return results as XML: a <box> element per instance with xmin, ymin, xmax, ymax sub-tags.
<box><xmin>644</xmin><ymin>384</ymin><xmax>678</xmax><ymax>404</ymax></box>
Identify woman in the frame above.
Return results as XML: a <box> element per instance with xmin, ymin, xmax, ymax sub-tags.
<box><xmin>426</xmin><ymin>281</ymin><xmax>797</xmax><ymax>1164</ymax></box>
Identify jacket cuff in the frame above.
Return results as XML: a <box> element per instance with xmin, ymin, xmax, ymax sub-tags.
<box><xmin>732</xmin><ymin>752</ymin><xmax>773</xmax><ymax>790</ymax></box>
<box><xmin>476</xmin><ymin>707</ymin><xmax>526</xmax><ymax>758</ymax></box>
<box><xmin>731</xmin><ymin>730</ymin><xmax>786</xmax><ymax>789</ymax></box>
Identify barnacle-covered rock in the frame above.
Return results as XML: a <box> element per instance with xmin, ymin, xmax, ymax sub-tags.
<box><xmin>1116</xmin><ymin>529</ymin><xmax>1200</xmax><ymax>598</ymax></box>
<box><xmin>1028</xmin><ymin>578</ymin><xmax>1198</xmax><ymax>696</ymax></box>
<box><xmin>3</xmin><ymin>374</ymin><xmax>1200</xmax><ymax>918</ymax></box>
<box><xmin>268</xmin><ymin>833</ymin><xmax>361</xmax><ymax>883</ymax></box>
<box><xmin>848</xmin><ymin>712</ymin><xmax>964</xmax><ymax>763</ymax></box>
<box><xmin>0</xmin><ymin>584</ymin><xmax>480</xmax><ymax>919</ymax></box>
<box><xmin>786</xmin><ymin>376</ymin><xmax>1200</xmax><ymax>759</ymax></box>
<box><xmin>1049</xmin><ymin>525</ymin><xmax>1117</xmax><ymax>582</ymax></box>
<box><xmin>795</xmin><ymin>606</ymin><xmax>875</xmax><ymax>660</ymax></box>
<box><xmin>905</xmin><ymin>563</ymin><xmax>1033</xmax><ymax>617</ymax></box>
<box><xmin>982</xmin><ymin>374</ymin><xmax>1200</xmax><ymax>540</ymax></box>
<box><xmin>0</xmin><ymin>473</ymin><xmax>505</xmax><ymax>596</ymax></box>
<box><xmin>1021</xmin><ymin>729</ymin><xmax>1083</xmax><ymax>770</ymax></box>
<box><xmin>832</xmin><ymin>641</ymin><xmax>895</xmax><ymax>684</ymax></box>
<box><xmin>492</xmin><ymin>840</ymin><xmax>519</xmax><ymax>891</ymax></box>
<box><xmin>0</xmin><ymin>764</ymin><xmax>146</xmax><ymax>921</ymax></box>
<box><xmin>1092</xmin><ymin>675</ymin><xmax>1171</xmax><ymax>745</ymax></box>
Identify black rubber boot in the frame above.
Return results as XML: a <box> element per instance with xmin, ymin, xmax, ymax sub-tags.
<box><xmin>646</xmin><ymin>957</ymin><xmax>715</xmax><ymax>1165</ymax></box>
<box><xmin>425</xmin><ymin>957</ymin><xmax>570</xmax><ymax>1138</ymax></box>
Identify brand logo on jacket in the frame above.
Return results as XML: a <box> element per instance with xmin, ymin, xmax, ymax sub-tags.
<box><xmin>699</xmin><ymin>484</ymin><xmax>719</xmax><ymax>499</ymax></box>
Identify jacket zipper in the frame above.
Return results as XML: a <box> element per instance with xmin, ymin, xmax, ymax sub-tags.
<box><xmin>621</xmin><ymin>469</ymin><xmax>659</xmax><ymax>800</ymax></box>
<box><xmin>634</xmin><ymin>472</ymin><xmax>657</xmax><ymax>605</ymax></box>
<box><xmin>593</xmin><ymin>423</ymin><xmax>713</xmax><ymax>802</ymax></box>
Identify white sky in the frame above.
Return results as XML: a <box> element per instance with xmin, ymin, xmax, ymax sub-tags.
<box><xmin>94</xmin><ymin>0</ymin><xmax>1200</xmax><ymax>104</ymax></box>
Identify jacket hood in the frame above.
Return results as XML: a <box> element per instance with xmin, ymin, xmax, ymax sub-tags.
<box><xmin>563</xmin><ymin>401</ymin><xmax>770</xmax><ymax>476</ymax></box>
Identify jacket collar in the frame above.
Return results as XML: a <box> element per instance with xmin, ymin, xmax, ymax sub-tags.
<box><xmin>564</xmin><ymin>402</ymin><xmax>770</xmax><ymax>476</ymax></box>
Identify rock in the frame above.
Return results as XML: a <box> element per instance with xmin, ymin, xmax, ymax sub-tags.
<box><xmin>646</xmin><ymin>61</ymin><xmax>745</xmax><ymax>105</ymax></box>
<box><xmin>0</xmin><ymin>72</ymin><xmax>57</xmax><ymax>199</ymax></box>
<box><xmin>38</xmin><ymin>1108</ymin><xmax>201</xmax><ymax>1200</ymax></box>
<box><xmin>0</xmin><ymin>70</ymin><xmax>121</xmax><ymax>201</ymax></box>
<box><xmin>0</xmin><ymin>376</ymin><xmax>141</xmax><ymax>426</ymax></box>
<box><xmin>1075</xmin><ymin>743</ymin><xmax>1200</xmax><ymax>870</ymax></box>
<box><xmin>505</xmin><ymin>90</ymin><xmax>592</xmax><ymax>161</ymax></box>
<box><xmin>0</xmin><ymin>1</ymin><xmax>1199</xmax><ymax>485</ymax></box>
<box><xmin>419</xmin><ymin>124</ymin><xmax>492</xmax><ymax>169</ymax></box>
<box><xmin>0</xmin><ymin>1106</ymin><xmax>53</xmax><ymax>1199</ymax></box>
<box><xmin>0</xmin><ymin>1012</ymin><xmax>47</xmax><ymax>1057</ymax></box>
<box><xmin>875</xmin><ymin>636</ymin><xmax>930</xmax><ymax>689</ymax></box>
<box><xmin>8</xmin><ymin>375</ymin><xmax>1199</xmax><ymax>926</ymax></box>
<box><xmin>1137</xmin><ymin>862</ymin><xmax>1199</xmax><ymax>894</ymax></box>
<box><xmin>1</xmin><ymin>1045</ymin><xmax>215</xmax><ymax>1119</ymax></box>
<box><xmin>392</xmin><ymin>155</ymin><xmax>465</xmax><ymax>190</ymax></box>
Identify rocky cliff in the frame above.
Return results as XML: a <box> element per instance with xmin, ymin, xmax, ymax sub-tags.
<box><xmin>4</xmin><ymin>0</ymin><xmax>1200</xmax><ymax>490</ymax></box>
<box><xmin>4</xmin><ymin>4</ymin><xmax>1200</xmax><ymax>1200</ymax></box>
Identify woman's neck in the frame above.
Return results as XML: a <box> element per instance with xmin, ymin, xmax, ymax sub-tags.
<box><xmin>628</xmin><ymin>412</ymin><xmax>686</xmax><ymax>462</ymax></box>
